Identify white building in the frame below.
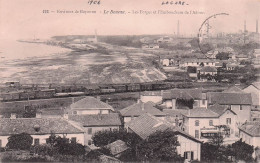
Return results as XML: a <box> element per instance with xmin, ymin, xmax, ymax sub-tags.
<box><xmin>181</xmin><ymin>107</ymin><xmax>238</xmax><ymax>143</ymax></box>
<box><xmin>243</xmin><ymin>82</ymin><xmax>260</xmax><ymax>107</ymax></box>
<box><xmin>162</xmin><ymin>89</ymin><xmax>207</xmax><ymax>109</ymax></box>
<box><xmin>125</xmin><ymin>113</ymin><xmax>202</xmax><ymax>161</ymax></box>
<box><xmin>0</xmin><ymin>113</ymin><xmax>85</xmax><ymax>147</ymax></box>
<box><xmin>239</xmin><ymin>121</ymin><xmax>260</xmax><ymax>147</ymax></box>
<box><xmin>69</xmin><ymin>96</ymin><xmax>114</xmax><ymax>115</ymax></box>
<box><xmin>207</xmin><ymin>92</ymin><xmax>252</xmax><ymax>124</ymax></box>
<box><xmin>67</xmin><ymin>113</ymin><xmax>121</xmax><ymax>148</ymax></box>
<box><xmin>120</xmin><ymin>101</ymin><xmax>166</xmax><ymax>123</ymax></box>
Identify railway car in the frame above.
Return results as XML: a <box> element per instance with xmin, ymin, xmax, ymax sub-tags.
<box><xmin>126</xmin><ymin>84</ymin><xmax>141</xmax><ymax>92</ymax></box>
<box><xmin>35</xmin><ymin>89</ymin><xmax>56</xmax><ymax>98</ymax></box>
<box><xmin>112</xmin><ymin>85</ymin><xmax>127</xmax><ymax>92</ymax></box>
<box><xmin>19</xmin><ymin>91</ymin><xmax>36</xmax><ymax>100</ymax></box>
<box><xmin>1</xmin><ymin>92</ymin><xmax>20</xmax><ymax>101</ymax></box>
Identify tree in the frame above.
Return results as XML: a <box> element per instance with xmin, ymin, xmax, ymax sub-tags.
<box><xmin>92</xmin><ymin>128</ymin><xmax>142</xmax><ymax>148</ymax></box>
<box><xmin>216</xmin><ymin>52</ymin><xmax>230</xmax><ymax>60</ymax></box>
<box><xmin>136</xmin><ymin>129</ymin><xmax>183</xmax><ymax>162</ymax></box>
<box><xmin>187</xmin><ymin>66</ymin><xmax>197</xmax><ymax>73</ymax></box>
<box><xmin>232</xmin><ymin>139</ymin><xmax>254</xmax><ymax>162</ymax></box>
<box><xmin>46</xmin><ymin>134</ymin><xmax>85</xmax><ymax>156</ymax></box>
<box><xmin>176</xmin><ymin>98</ymin><xmax>194</xmax><ymax>109</ymax></box>
<box><xmin>6</xmin><ymin>132</ymin><xmax>33</xmax><ymax>150</ymax></box>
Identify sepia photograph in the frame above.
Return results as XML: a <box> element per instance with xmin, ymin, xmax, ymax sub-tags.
<box><xmin>0</xmin><ymin>0</ymin><xmax>259</xmax><ymax>162</ymax></box>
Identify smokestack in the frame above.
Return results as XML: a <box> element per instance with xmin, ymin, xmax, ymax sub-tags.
<box><xmin>244</xmin><ymin>20</ymin><xmax>247</xmax><ymax>33</ymax></box>
<box><xmin>256</xmin><ymin>19</ymin><xmax>258</xmax><ymax>33</ymax></box>
<box><xmin>177</xmin><ymin>20</ymin><xmax>180</xmax><ymax>38</ymax></box>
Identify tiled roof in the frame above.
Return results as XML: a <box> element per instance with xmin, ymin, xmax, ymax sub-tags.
<box><xmin>105</xmin><ymin>140</ymin><xmax>129</xmax><ymax>155</ymax></box>
<box><xmin>119</xmin><ymin>101</ymin><xmax>166</xmax><ymax>117</ymax></box>
<box><xmin>200</xmin><ymin>66</ymin><xmax>217</xmax><ymax>72</ymax></box>
<box><xmin>252</xmin><ymin>82</ymin><xmax>260</xmax><ymax>90</ymax></box>
<box><xmin>126</xmin><ymin>113</ymin><xmax>200</xmax><ymax>143</ymax></box>
<box><xmin>223</xmin><ymin>86</ymin><xmax>243</xmax><ymax>93</ymax></box>
<box><xmin>208</xmin><ymin>104</ymin><xmax>236</xmax><ymax>116</ymax></box>
<box><xmin>207</xmin><ymin>92</ymin><xmax>252</xmax><ymax>105</ymax></box>
<box><xmin>181</xmin><ymin>108</ymin><xmax>219</xmax><ymax>118</ymax></box>
<box><xmin>70</xmin><ymin>96</ymin><xmax>114</xmax><ymax>111</ymax></box>
<box><xmin>68</xmin><ymin>113</ymin><xmax>122</xmax><ymax>127</ymax></box>
<box><xmin>163</xmin><ymin>89</ymin><xmax>203</xmax><ymax>100</ymax></box>
<box><xmin>0</xmin><ymin>118</ymin><xmax>84</xmax><ymax>136</ymax></box>
<box><xmin>239</xmin><ymin>121</ymin><xmax>260</xmax><ymax>137</ymax></box>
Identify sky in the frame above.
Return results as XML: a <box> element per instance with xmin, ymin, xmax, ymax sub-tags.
<box><xmin>0</xmin><ymin>0</ymin><xmax>259</xmax><ymax>40</ymax></box>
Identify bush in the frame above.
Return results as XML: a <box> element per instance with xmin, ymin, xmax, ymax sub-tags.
<box><xmin>31</xmin><ymin>144</ymin><xmax>58</xmax><ymax>156</ymax></box>
<box><xmin>6</xmin><ymin>133</ymin><xmax>33</xmax><ymax>150</ymax></box>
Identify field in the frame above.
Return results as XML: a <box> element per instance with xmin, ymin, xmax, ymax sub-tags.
<box><xmin>0</xmin><ymin>37</ymin><xmax>167</xmax><ymax>84</ymax></box>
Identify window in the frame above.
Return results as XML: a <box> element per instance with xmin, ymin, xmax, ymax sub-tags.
<box><xmin>88</xmin><ymin>128</ymin><xmax>92</xmax><ymax>135</ymax></box>
<box><xmin>202</xmin><ymin>99</ymin><xmax>206</xmax><ymax>105</ymax></box>
<box><xmin>195</xmin><ymin>120</ymin><xmax>199</xmax><ymax>126</ymax></box>
<box><xmin>206</xmin><ymin>63</ymin><xmax>209</xmax><ymax>65</ymax></box>
<box><xmin>88</xmin><ymin>140</ymin><xmax>92</xmax><ymax>145</ymax></box>
<box><xmin>240</xmin><ymin>105</ymin><xmax>243</xmax><ymax>110</ymax></box>
<box><xmin>209</xmin><ymin>120</ymin><xmax>213</xmax><ymax>126</ymax></box>
<box><xmin>71</xmin><ymin>137</ymin><xmax>76</xmax><ymax>143</ymax></box>
<box><xmin>184</xmin><ymin>151</ymin><xmax>194</xmax><ymax>160</ymax></box>
<box><xmin>34</xmin><ymin>138</ymin><xmax>40</xmax><ymax>145</ymax></box>
<box><xmin>226</xmin><ymin>118</ymin><xmax>231</xmax><ymax>125</ymax></box>
<box><xmin>73</xmin><ymin>111</ymin><xmax>77</xmax><ymax>115</ymax></box>
<box><xmin>0</xmin><ymin>139</ymin><xmax>2</xmax><ymax>147</ymax></box>
<box><xmin>195</xmin><ymin>130</ymin><xmax>199</xmax><ymax>138</ymax></box>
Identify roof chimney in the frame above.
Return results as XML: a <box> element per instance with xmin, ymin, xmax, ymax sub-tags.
<box><xmin>97</xmin><ymin>113</ymin><xmax>102</xmax><ymax>120</ymax></box>
<box><xmin>36</xmin><ymin>112</ymin><xmax>42</xmax><ymax>118</ymax></box>
<box><xmin>63</xmin><ymin>112</ymin><xmax>69</xmax><ymax>119</ymax></box>
<box><xmin>10</xmin><ymin>113</ymin><xmax>16</xmax><ymax>119</ymax></box>
<box><xmin>141</xmin><ymin>102</ymin><xmax>145</xmax><ymax>111</ymax></box>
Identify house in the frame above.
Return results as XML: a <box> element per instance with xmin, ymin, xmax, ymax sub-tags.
<box><xmin>105</xmin><ymin>140</ymin><xmax>129</xmax><ymax>157</ymax></box>
<box><xmin>140</xmin><ymin>37</ymin><xmax>155</xmax><ymax>44</ymax></box>
<box><xmin>125</xmin><ymin>113</ymin><xmax>202</xmax><ymax>161</ymax></box>
<box><xmin>119</xmin><ymin>101</ymin><xmax>166</xmax><ymax>123</ymax></box>
<box><xmin>69</xmin><ymin>96</ymin><xmax>114</xmax><ymax>115</ymax></box>
<box><xmin>163</xmin><ymin>109</ymin><xmax>185</xmax><ymax>127</ymax></box>
<box><xmin>181</xmin><ymin>107</ymin><xmax>238</xmax><ymax>143</ymax></box>
<box><xmin>142</xmin><ymin>44</ymin><xmax>159</xmax><ymax>49</ymax></box>
<box><xmin>239</xmin><ymin>121</ymin><xmax>260</xmax><ymax>147</ymax></box>
<box><xmin>226</xmin><ymin>62</ymin><xmax>238</xmax><ymax>70</ymax></box>
<box><xmin>180</xmin><ymin>58</ymin><xmax>217</xmax><ymax>68</ymax></box>
<box><xmin>243</xmin><ymin>82</ymin><xmax>260</xmax><ymax>107</ymax></box>
<box><xmin>157</xmin><ymin>36</ymin><xmax>173</xmax><ymax>43</ymax></box>
<box><xmin>140</xmin><ymin>91</ymin><xmax>163</xmax><ymax>104</ymax></box>
<box><xmin>207</xmin><ymin>92</ymin><xmax>252</xmax><ymax>123</ymax></box>
<box><xmin>160</xmin><ymin>57</ymin><xmax>175</xmax><ymax>67</ymax></box>
<box><xmin>67</xmin><ymin>113</ymin><xmax>122</xmax><ymax>147</ymax></box>
<box><xmin>198</xmin><ymin>66</ymin><xmax>217</xmax><ymax>75</ymax></box>
<box><xmin>0</xmin><ymin>113</ymin><xmax>85</xmax><ymax>148</ymax></box>
<box><xmin>236</xmin><ymin>54</ymin><xmax>248</xmax><ymax>60</ymax></box>
<box><xmin>162</xmin><ymin>89</ymin><xmax>207</xmax><ymax>109</ymax></box>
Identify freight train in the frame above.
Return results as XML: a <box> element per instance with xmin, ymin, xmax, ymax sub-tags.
<box><xmin>1</xmin><ymin>81</ymin><xmax>194</xmax><ymax>101</ymax></box>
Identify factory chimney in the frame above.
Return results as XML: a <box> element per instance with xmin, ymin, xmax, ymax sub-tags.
<box><xmin>256</xmin><ymin>19</ymin><xmax>259</xmax><ymax>33</ymax></box>
<box><xmin>244</xmin><ymin>20</ymin><xmax>247</xmax><ymax>33</ymax></box>
<box><xmin>94</xmin><ymin>29</ymin><xmax>98</xmax><ymax>43</ymax></box>
<box><xmin>177</xmin><ymin>20</ymin><xmax>180</xmax><ymax>38</ymax></box>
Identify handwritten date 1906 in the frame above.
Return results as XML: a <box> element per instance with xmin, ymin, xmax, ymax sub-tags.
<box><xmin>161</xmin><ymin>1</ymin><xmax>189</xmax><ymax>5</ymax></box>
